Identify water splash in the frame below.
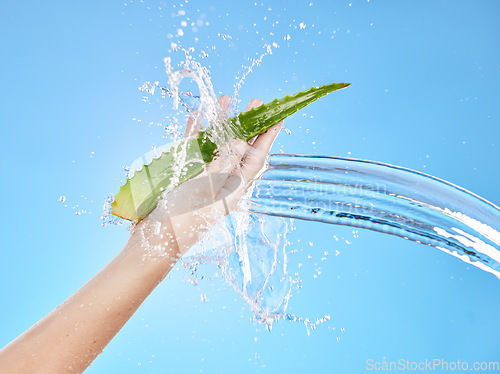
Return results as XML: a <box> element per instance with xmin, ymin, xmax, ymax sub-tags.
<box><xmin>105</xmin><ymin>48</ymin><xmax>498</xmax><ymax>333</ymax></box>
<box><xmin>96</xmin><ymin>0</ymin><xmax>499</xmax><ymax>341</ymax></box>
<box><xmin>186</xmin><ymin>213</ymin><xmax>293</xmax><ymax>324</ymax></box>
<box><xmin>186</xmin><ymin>212</ymin><xmax>331</xmax><ymax>333</ymax></box>
<box><xmin>102</xmin><ymin>50</ymin><xmax>500</xmax><ymax>334</ymax></box>
<box><xmin>100</xmin><ymin>196</ymin><xmax>124</xmax><ymax>227</ymax></box>
<box><xmin>139</xmin><ymin>80</ymin><xmax>201</xmax><ymax>114</ymax></box>
<box><xmin>101</xmin><ymin>50</ymin><xmax>314</xmax><ymax>328</ymax></box>
<box><xmin>247</xmin><ymin>154</ymin><xmax>500</xmax><ymax>278</ymax></box>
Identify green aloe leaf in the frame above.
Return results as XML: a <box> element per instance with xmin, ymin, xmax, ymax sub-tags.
<box><xmin>111</xmin><ymin>82</ymin><xmax>350</xmax><ymax>221</ymax></box>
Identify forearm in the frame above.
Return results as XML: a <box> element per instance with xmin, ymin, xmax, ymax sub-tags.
<box><xmin>0</xmin><ymin>97</ymin><xmax>280</xmax><ymax>373</ymax></box>
<box><xmin>0</xmin><ymin>219</ymin><xmax>179</xmax><ymax>373</ymax></box>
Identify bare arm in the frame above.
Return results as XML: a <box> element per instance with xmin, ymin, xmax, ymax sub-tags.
<box><xmin>0</xmin><ymin>96</ymin><xmax>282</xmax><ymax>373</ymax></box>
<box><xmin>0</xmin><ymin>219</ymin><xmax>179</xmax><ymax>373</ymax></box>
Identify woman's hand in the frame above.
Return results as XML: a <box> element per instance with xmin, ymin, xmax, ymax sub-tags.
<box><xmin>133</xmin><ymin>95</ymin><xmax>282</xmax><ymax>258</ymax></box>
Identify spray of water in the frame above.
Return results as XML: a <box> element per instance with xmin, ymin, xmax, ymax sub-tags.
<box><xmin>248</xmin><ymin>154</ymin><xmax>500</xmax><ymax>278</ymax></box>
<box><xmin>101</xmin><ymin>49</ymin><xmax>320</xmax><ymax>331</ymax></box>
<box><xmin>102</xmin><ymin>48</ymin><xmax>500</xmax><ymax>334</ymax></box>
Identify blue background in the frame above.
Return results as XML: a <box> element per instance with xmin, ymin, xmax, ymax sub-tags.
<box><xmin>1</xmin><ymin>1</ymin><xmax>499</xmax><ymax>373</ymax></box>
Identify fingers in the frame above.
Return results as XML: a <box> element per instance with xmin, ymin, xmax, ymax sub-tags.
<box><xmin>242</xmin><ymin>98</ymin><xmax>264</xmax><ymax>144</ymax></box>
<box><xmin>205</xmin><ymin>95</ymin><xmax>251</xmax><ymax>174</ymax></box>
<box><xmin>206</xmin><ymin>138</ymin><xmax>248</xmax><ymax>175</ymax></box>
<box><xmin>202</xmin><ymin>95</ymin><xmax>249</xmax><ymax>198</ymax></box>
<box><xmin>206</xmin><ymin>97</ymin><xmax>282</xmax><ymax>205</ymax></box>
<box><xmin>236</xmin><ymin>121</ymin><xmax>282</xmax><ymax>184</ymax></box>
<box><xmin>245</xmin><ymin>98</ymin><xmax>263</xmax><ymax>112</ymax></box>
<box><xmin>205</xmin><ymin>93</ymin><xmax>244</xmax><ymax>174</ymax></box>
<box><xmin>218</xmin><ymin>94</ymin><xmax>231</xmax><ymax>115</ymax></box>
<box><xmin>202</xmin><ymin>138</ymin><xmax>248</xmax><ymax>212</ymax></box>
<box><xmin>222</xmin><ymin>98</ymin><xmax>283</xmax><ymax>184</ymax></box>
<box><xmin>184</xmin><ymin>109</ymin><xmax>200</xmax><ymax>138</ymax></box>
<box><xmin>243</xmin><ymin>98</ymin><xmax>282</xmax><ymax>154</ymax></box>
<box><xmin>184</xmin><ymin>95</ymin><xmax>232</xmax><ymax>138</ymax></box>
<box><xmin>250</xmin><ymin>121</ymin><xmax>283</xmax><ymax>155</ymax></box>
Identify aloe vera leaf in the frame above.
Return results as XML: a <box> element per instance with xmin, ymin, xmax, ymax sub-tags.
<box><xmin>111</xmin><ymin>138</ymin><xmax>209</xmax><ymax>221</ymax></box>
<box><xmin>111</xmin><ymin>82</ymin><xmax>350</xmax><ymax>221</ymax></box>
<box><xmin>234</xmin><ymin>82</ymin><xmax>350</xmax><ymax>141</ymax></box>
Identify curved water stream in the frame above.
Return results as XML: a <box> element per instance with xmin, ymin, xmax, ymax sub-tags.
<box><xmin>111</xmin><ymin>62</ymin><xmax>500</xmax><ymax>329</ymax></box>
<box><xmin>247</xmin><ymin>154</ymin><xmax>500</xmax><ymax>278</ymax></box>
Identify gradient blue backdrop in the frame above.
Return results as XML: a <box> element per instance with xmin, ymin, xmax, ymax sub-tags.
<box><xmin>1</xmin><ymin>1</ymin><xmax>499</xmax><ymax>373</ymax></box>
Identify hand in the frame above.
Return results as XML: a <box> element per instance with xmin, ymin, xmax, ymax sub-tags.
<box><xmin>132</xmin><ymin>95</ymin><xmax>283</xmax><ymax>258</ymax></box>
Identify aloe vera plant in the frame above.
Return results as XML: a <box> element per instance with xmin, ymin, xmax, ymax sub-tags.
<box><xmin>112</xmin><ymin>82</ymin><xmax>350</xmax><ymax>221</ymax></box>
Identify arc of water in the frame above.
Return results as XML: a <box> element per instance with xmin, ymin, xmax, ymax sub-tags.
<box><xmin>246</xmin><ymin>154</ymin><xmax>500</xmax><ymax>278</ymax></box>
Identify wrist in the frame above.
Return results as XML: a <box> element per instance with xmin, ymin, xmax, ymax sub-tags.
<box><xmin>125</xmin><ymin>218</ymin><xmax>182</xmax><ymax>265</ymax></box>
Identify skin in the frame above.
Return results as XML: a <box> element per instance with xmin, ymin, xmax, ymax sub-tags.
<box><xmin>0</xmin><ymin>96</ymin><xmax>282</xmax><ymax>373</ymax></box>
